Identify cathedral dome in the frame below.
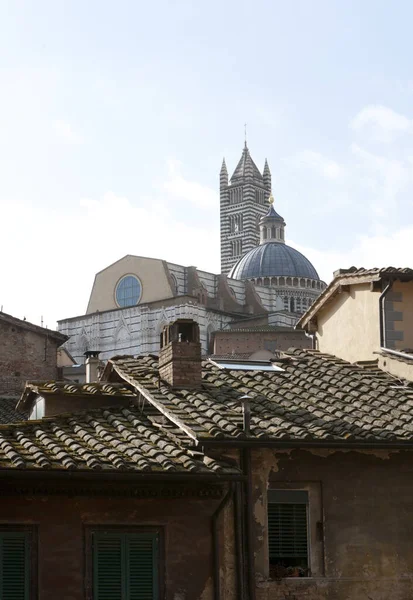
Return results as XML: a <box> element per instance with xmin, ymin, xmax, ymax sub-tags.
<box><xmin>228</xmin><ymin>242</ymin><xmax>319</xmax><ymax>280</ymax></box>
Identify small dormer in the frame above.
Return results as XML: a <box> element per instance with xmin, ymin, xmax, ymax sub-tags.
<box><xmin>17</xmin><ymin>382</ymin><xmax>137</xmax><ymax>420</ymax></box>
<box><xmin>158</xmin><ymin>319</ymin><xmax>202</xmax><ymax>389</ymax></box>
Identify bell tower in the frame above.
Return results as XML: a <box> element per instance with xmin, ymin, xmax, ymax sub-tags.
<box><xmin>220</xmin><ymin>143</ymin><xmax>271</xmax><ymax>275</ymax></box>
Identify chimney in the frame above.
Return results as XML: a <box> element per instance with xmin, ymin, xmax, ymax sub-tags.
<box><xmin>84</xmin><ymin>350</ymin><xmax>100</xmax><ymax>383</ymax></box>
<box><xmin>158</xmin><ymin>319</ymin><xmax>202</xmax><ymax>389</ymax></box>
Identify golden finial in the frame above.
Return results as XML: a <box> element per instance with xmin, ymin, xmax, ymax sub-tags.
<box><xmin>268</xmin><ymin>192</ymin><xmax>274</xmax><ymax>204</ymax></box>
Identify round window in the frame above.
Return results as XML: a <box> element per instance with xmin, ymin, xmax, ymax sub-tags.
<box><xmin>115</xmin><ymin>275</ymin><xmax>142</xmax><ymax>307</ymax></box>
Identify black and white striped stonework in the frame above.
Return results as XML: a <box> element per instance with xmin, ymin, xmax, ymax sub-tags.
<box><xmin>220</xmin><ymin>144</ymin><xmax>271</xmax><ymax>275</ymax></box>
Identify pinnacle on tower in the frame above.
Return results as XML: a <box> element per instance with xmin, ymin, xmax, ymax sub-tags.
<box><xmin>230</xmin><ymin>145</ymin><xmax>263</xmax><ymax>183</ymax></box>
<box><xmin>220</xmin><ymin>158</ymin><xmax>228</xmax><ymax>188</ymax></box>
<box><xmin>263</xmin><ymin>159</ymin><xmax>271</xmax><ymax>192</ymax></box>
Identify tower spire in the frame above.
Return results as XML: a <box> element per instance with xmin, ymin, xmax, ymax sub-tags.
<box><xmin>263</xmin><ymin>158</ymin><xmax>271</xmax><ymax>193</ymax></box>
<box><xmin>244</xmin><ymin>123</ymin><xmax>247</xmax><ymax>148</ymax></box>
<box><xmin>220</xmin><ymin>158</ymin><xmax>228</xmax><ymax>188</ymax></box>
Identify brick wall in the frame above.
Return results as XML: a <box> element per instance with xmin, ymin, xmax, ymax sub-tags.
<box><xmin>0</xmin><ymin>321</ymin><xmax>61</xmax><ymax>395</ymax></box>
<box><xmin>159</xmin><ymin>341</ymin><xmax>202</xmax><ymax>388</ymax></box>
<box><xmin>0</xmin><ymin>484</ymin><xmax>226</xmax><ymax>600</ymax></box>
<box><xmin>214</xmin><ymin>330</ymin><xmax>311</xmax><ymax>356</ymax></box>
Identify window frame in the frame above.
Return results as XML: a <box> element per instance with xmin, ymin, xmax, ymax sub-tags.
<box><xmin>268</xmin><ymin>489</ymin><xmax>310</xmax><ymax>576</ymax></box>
<box><xmin>267</xmin><ymin>482</ymin><xmax>324</xmax><ymax>580</ymax></box>
<box><xmin>0</xmin><ymin>525</ymin><xmax>38</xmax><ymax>600</ymax></box>
<box><xmin>84</xmin><ymin>526</ymin><xmax>164</xmax><ymax>600</ymax></box>
<box><xmin>114</xmin><ymin>274</ymin><xmax>143</xmax><ymax>308</ymax></box>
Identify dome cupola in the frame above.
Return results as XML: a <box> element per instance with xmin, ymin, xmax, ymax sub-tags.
<box><xmin>259</xmin><ymin>192</ymin><xmax>286</xmax><ymax>244</ymax></box>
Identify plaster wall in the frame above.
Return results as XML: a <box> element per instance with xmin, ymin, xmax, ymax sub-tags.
<box><xmin>87</xmin><ymin>256</ymin><xmax>174</xmax><ymax>314</ymax></box>
<box><xmin>250</xmin><ymin>447</ymin><xmax>413</xmax><ymax>600</ymax></box>
<box><xmin>316</xmin><ymin>283</ymin><xmax>381</xmax><ymax>363</ymax></box>
<box><xmin>378</xmin><ymin>354</ymin><xmax>413</xmax><ymax>381</ymax></box>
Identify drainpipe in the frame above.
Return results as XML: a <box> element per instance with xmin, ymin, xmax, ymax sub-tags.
<box><xmin>304</xmin><ymin>331</ymin><xmax>317</xmax><ymax>350</ymax></box>
<box><xmin>238</xmin><ymin>394</ymin><xmax>256</xmax><ymax>600</ymax></box>
<box><xmin>234</xmin><ymin>481</ymin><xmax>245</xmax><ymax>599</ymax></box>
<box><xmin>379</xmin><ymin>282</ymin><xmax>393</xmax><ymax>349</ymax></box>
<box><xmin>242</xmin><ymin>448</ymin><xmax>256</xmax><ymax>600</ymax></box>
<box><xmin>212</xmin><ymin>483</ymin><xmax>234</xmax><ymax>600</ymax></box>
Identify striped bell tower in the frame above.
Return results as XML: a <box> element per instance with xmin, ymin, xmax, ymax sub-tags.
<box><xmin>220</xmin><ymin>143</ymin><xmax>271</xmax><ymax>275</ymax></box>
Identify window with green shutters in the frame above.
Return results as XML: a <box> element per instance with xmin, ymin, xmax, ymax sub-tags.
<box><xmin>268</xmin><ymin>490</ymin><xmax>309</xmax><ymax>577</ymax></box>
<box><xmin>0</xmin><ymin>529</ymin><xmax>34</xmax><ymax>600</ymax></box>
<box><xmin>91</xmin><ymin>530</ymin><xmax>159</xmax><ymax>600</ymax></box>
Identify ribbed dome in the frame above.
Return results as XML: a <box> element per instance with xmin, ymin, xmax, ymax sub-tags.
<box><xmin>228</xmin><ymin>242</ymin><xmax>319</xmax><ymax>280</ymax></box>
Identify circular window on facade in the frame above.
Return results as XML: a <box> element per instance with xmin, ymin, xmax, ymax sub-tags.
<box><xmin>115</xmin><ymin>275</ymin><xmax>142</xmax><ymax>307</ymax></box>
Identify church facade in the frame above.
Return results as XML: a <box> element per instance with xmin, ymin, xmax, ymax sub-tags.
<box><xmin>58</xmin><ymin>143</ymin><xmax>326</xmax><ymax>362</ymax></box>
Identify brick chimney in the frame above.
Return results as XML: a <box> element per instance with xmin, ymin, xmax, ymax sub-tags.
<box><xmin>158</xmin><ymin>319</ymin><xmax>202</xmax><ymax>389</ymax></box>
<box><xmin>84</xmin><ymin>350</ymin><xmax>101</xmax><ymax>383</ymax></box>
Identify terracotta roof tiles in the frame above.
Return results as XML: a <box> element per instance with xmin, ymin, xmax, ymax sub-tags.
<box><xmin>0</xmin><ymin>405</ymin><xmax>239</xmax><ymax>475</ymax></box>
<box><xmin>106</xmin><ymin>350</ymin><xmax>413</xmax><ymax>444</ymax></box>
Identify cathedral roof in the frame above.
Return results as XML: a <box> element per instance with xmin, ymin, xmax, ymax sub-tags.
<box><xmin>230</xmin><ymin>143</ymin><xmax>263</xmax><ymax>183</ymax></box>
<box><xmin>228</xmin><ymin>242</ymin><xmax>320</xmax><ymax>280</ymax></box>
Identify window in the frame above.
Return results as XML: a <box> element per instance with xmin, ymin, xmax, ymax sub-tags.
<box><xmin>0</xmin><ymin>528</ymin><xmax>36</xmax><ymax>599</ymax></box>
<box><xmin>268</xmin><ymin>490</ymin><xmax>309</xmax><ymax>577</ymax></box>
<box><xmin>89</xmin><ymin>530</ymin><xmax>160</xmax><ymax>600</ymax></box>
<box><xmin>115</xmin><ymin>275</ymin><xmax>142</xmax><ymax>308</ymax></box>
<box><xmin>170</xmin><ymin>274</ymin><xmax>178</xmax><ymax>295</ymax></box>
<box><xmin>29</xmin><ymin>396</ymin><xmax>45</xmax><ymax>420</ymax></box>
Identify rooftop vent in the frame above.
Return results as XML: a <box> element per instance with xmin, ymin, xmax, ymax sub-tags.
<box><xmin>84</xmin><ymin>350</ymin><xmax>101</xmax><ymax>383</ymax></box>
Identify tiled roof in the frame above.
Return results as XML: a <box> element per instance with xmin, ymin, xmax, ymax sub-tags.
<box><xmin>297</xmin><ymin>266</ymin><xmax>413</xmax><ymax>330</ymax></box>
<box><xmin>105</xmin><ymin>351</ymin><xmax>413</xmax><ymax>444</ymax></box>
<box><xmin>18</xmin><ymin>381</ymin><xmax>136</xmax><ymax>411</ymax></box>
<box><xmin>333</xmin><ymin>267</ymin><xmax>413</xmax><ymax>279</ymax></box>
<box><xmin>0</xmin><ymin>398</ymin><xmax>28</xmax><ymax>424</ymax></box>
<box><xmin>0</xmin><ymin>405</ymin><xmax>238</xmax><ymax>475</ymax></box>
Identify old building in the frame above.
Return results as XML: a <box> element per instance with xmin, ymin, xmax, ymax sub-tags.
<box><xmin>0</xmin><ymin>311</ymin><xmax>67</xmax><ymax>396</ymax></box>
<box><xmin>57</xmin><ymin>254</ymin><xmax>293</xmax><ymax>364</ymax></box>
<box><xmin>297</xmin><ymin>266</ymin><xmax>413</xmax><ymax>379</ymax></box>
<box><xmin>2</xmin><ymin>319</ymin><xmax>413</xmax><ymax>599</ymax></box>
<box><xmin>58</xmin><ymin>143</ymin><xmax>325</xmax><ymax>365</ymax></box>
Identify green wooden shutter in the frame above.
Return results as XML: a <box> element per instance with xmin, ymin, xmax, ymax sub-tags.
<box><xmin>0</xmin><ymin>532</ymin><xmax>30</xmax><ymax>600</ymax></box>
<box><xmin>94</xmin><ymin>534</ymin><xmax>124</xmax><ymax>600</ymax></box>
<box><xmin>93</xmin><ymin>532</ymin><xmax>158</xmax><ymax>600</ymax></box>
<box><xmin>126</xmin><ymin>534</ymin><xmax>158</xmax><ymax>600</ymax></box>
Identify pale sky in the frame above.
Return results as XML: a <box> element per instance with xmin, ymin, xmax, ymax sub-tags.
<box><xmin>1</xmin><ymin>0</ymin><xmax>413</xmax><ymax>328</ymax></box>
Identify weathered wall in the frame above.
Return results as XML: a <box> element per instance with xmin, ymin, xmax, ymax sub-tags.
<box><xmin>251</xmin><ymin>447</ymin><xmax>413</xmax><ymax>600</ymax></box>
<box><xmin>0</xmin><ymin>483</ymin><xmax>235</xmax><ymax>600</ymax></box>
<box><xmin>316</xmin><ymin>283</ymin><xmax>381</xmax><ymax>362</ymax></box>
<box><xmin>0</xmin><ymin>321</ymin><xmax>60</xmax><ymax>395</ymax></box>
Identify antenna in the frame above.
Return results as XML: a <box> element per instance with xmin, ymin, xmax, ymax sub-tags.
<box><xmin>244</xmin><ymin>122</ymin><xmax>247</xmax><ymax>146</ymax></box>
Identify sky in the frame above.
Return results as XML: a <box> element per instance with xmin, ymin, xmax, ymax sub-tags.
<box><xmin>1</xmin><ymin>0</ymin><xmax>413</xmax><ymax>328</ymax></box>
